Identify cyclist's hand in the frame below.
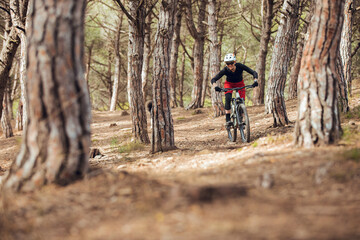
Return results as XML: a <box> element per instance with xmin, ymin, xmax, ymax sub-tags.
<box><xmin>214</xmin><ymin>86</ymin><xmax>222</xmax><ymax>92</ymax></box>
<box><xmin>252</xmin><ymin>80</ymin><xmax>258</xmax><ymax>88</ymax></box>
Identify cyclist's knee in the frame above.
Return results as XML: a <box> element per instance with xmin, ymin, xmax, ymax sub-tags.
<box><xmin>225</xmin><ymin>93</ymin><xmax>232</xmax><ymax>110</ymax></box>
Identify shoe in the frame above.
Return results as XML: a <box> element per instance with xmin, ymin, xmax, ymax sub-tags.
<box><xmin>225</xmin><ymin>121</ymin><xmax>233</xmax><ymax>128</ymax></box>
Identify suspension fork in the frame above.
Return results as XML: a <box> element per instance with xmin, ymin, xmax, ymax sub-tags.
<box><xmin>231</xmin><ymin>99</ymin><xmax>241</xmax><ymax>128</ymax></box>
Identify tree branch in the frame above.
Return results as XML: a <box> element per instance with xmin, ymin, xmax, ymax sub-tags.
<box><xmin>0</xmin><ymin>6</ymin><xmax>10</xmax><ymax>15</ymax></box>
<box><xmin>180</xmin><ymin>38</ymin><xmax>193</xmax><ymax>62</ymax></box>
<box><xmin>352</xmin><ymin>42</ymin><xmax>360</xmax><ymax>58</ymax></box>
<box><xmin>185</xmin><ymin>0</ymin><xmax>199</xmax><ymax>38</ymax></box>
<box><xmin>113</xmin><ymin>0</ymin><xmax>135</xmax><ymax>23</ymax></box>
<box><xmin>145</xmin><ymin>0</ymin><xmax>158</xmax><ymax>18</ymax></box>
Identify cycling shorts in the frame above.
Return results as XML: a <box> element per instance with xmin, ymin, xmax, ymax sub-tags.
<box><xmin>224</xmin><ymin>81</ymin><xmax>245</xmax><ymax>99</ymax></box>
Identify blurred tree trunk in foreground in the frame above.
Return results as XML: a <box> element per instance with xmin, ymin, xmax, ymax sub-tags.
<box><xmin>2</xmin><ymin>0</ymin><xmax>91</xmax><ymax>192</ymax></box>
<box><xmin>295</xmin><ymin>0</ymin><xmax>344</xmax><ymax>147</ymax></box>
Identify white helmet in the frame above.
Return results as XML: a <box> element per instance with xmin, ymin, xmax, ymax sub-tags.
<box><xmin>224</xmin><ymin>53</ymin><xmax>236</xmax><ymax>63</ymax></box>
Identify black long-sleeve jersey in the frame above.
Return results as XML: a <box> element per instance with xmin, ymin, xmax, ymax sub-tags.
<box><xmin>211</xmin><ymin>63</ymin><xmax>258</xmax><ymax>84</ymax></box>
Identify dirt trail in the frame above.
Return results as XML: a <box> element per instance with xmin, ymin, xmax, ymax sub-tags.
<box><xmin>1</xmin><ymin>81</ymin><xmax>360</xmax><ymax>239</ymax></box>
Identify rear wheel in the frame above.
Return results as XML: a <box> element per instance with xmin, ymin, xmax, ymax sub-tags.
<box><xmin>239</xmin><ymin>104</ymin><xmax>250</xmax><ymax>143</ymax></box>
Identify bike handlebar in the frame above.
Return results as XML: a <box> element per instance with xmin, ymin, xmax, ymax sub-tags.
<box><xmin>218</xmin><ymin>85</ymin><xmax>254</xmax><ymax>92</ymax></box>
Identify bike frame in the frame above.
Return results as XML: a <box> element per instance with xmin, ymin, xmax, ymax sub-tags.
<box><xmin>221</xmin><ymin>86</ymin><xmax>253</xmax><ymax>125</ymax></box>
<box><xmin>219</xmin><ymin>85</ymin><xmax>253</xmax><ymax>142</ymax></box>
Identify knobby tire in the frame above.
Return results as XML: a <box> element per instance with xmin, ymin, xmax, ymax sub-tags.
<box><xmin>239</xmin><ymin>103</ymin><xmax>250</xmax><ymax>143</ymax></box>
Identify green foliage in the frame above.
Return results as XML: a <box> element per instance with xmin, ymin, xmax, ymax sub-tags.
<box><xmin>12</xmin><ymin>99</ymin><xmax>19</xmax><ymax>118</ymax></box>
<box><xmin>109</xmin><ymin>137</ymin><xmax>145</xmax><ymax>153</ymax></box>
<box><xmin>118</xmin><ymin>142</ymin><xmax>145</xmax><ymax>154</ymax></box>
<box><xmin>251</xmin><ymin>141</ymin><xmax>258</xmax><ymax>148</ymax></box>
<box><xmin>342</xmin><ymin>148</ymin><xmax>360</xmax><ymax>163</ymax></box>
<box><xmin>344</xmin><ymin>106</ymin><xmax>360</xmax><ymax>119</ymax></box>
<box><xmin>110</xmin><ymin>137</ymin><xmax>120</xmax><ymax>150</ymax></box>
<box><xmin>341</xmin><ymin>125</ymin><xmax>360</xmax><ymax>144</ymax></box>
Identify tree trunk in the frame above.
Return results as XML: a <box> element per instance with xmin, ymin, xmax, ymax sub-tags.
<box><xmin>19</xmin><ymin>19</ymin><xmax>29</xmax><ymax>131</ymax></box>
<box><xmin>265</xmin><ymin>0</ymin><xmax>300</xmax><ymax>127</ymax></box>
<box><xmin>288</xmin><ymin>7</ymin><xmax>313</xmax><ymax>100</ymax></box>
<box><xmin>169</xmin><ymin>4</ymin><xmax>182</xmax><ymax>108</ymax></box>
<box><xmin>340</xmin><ymin>0</ymin><xmax>353</xmax><ymax>97</ymax></box>
<box><xmin>201</xmin><ymin>53</ymin><xmax>209</xmax><ymax>107</ymax></box>
<box><xmin>107</xmin><ymin>50</ymin><xmax>112</xmax><ymax>106</ymax></box>
<box><xmin>1</xmin><ymin>85</ymin><xmax>13</xmax><ymax>138</ymax></box>
<box><xmin>151</xmin><ymin>0</ymin><xmax>178</xmax><ymax>153</ymax></box>
<box><xmin>15</xmin><ymin>100</ymin><xmax>23</xmax><ymax>131</ymax></box>
<box><xmin>0</xmin><ymin>22</ymin><xmax>20</xmax><ymax>120</ymax></box>
<box><xmin>179</xmin><ymin>51</ymin><xmax>185</xmax><ymax>108</ymax></box>
<box><xmin>141</xmin><ymin>13</ymin><xmax>152</xmax><ymax>103</ymax></box>
<box><xmin>12</xmin><ymin>0</ymin><xmax>30</xmax><ymax>130</ymax></box>
<box><xmin>336</xmin><ymin>52</ymin><xmax>349</xmax><ymax>112</ymax></box>
<box><xmin>253</xmin><ymin>0</ymin><xmax>274</xmax><ymax>106</ymax></box>
<box><xmin>127</xmin><ymin>0</ymin><xmax>150</xmax><ymax>143</ymax></box>
<box><xmin>110</xmin><ymin>14</ymin><xmax>124</xmax><ymax>111</ymax></box>
<box><xmin>7</xmin><ymin>61</ymin><xmax>18</xmax><ymax>120</ymax></box>
<box><xmin>295</xmin><ymin>0</ymin><xmax>344</xmax><ymax>148</ymax></box>
<box><xmin>84</xmin><ymin>41</ymin><xmax>94</xmax><ymax>86</ymax></box>
<box><xmin>208</xmin><ymin>0</ymin><xmax>225</xmax><ymax>117</ymax></box>
<box><xmin>185</xmin><ymin>0</ymin><xmax>207</xmax><ymax>110</ymax></box>
<box><xmin>2</xmin><ymin>0</ymin><xmax>91</xmax><ymax>192</ymax></box>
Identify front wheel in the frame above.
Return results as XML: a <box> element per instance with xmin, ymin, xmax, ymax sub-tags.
<box><xmin>238</xmin><ymin>104</ymin><xmax>250</xmax><ymax>143</ymax></box>
<box><xmin>227</xmin><ymin>108</ymin><xmax>237</xmax><ymax>142</ymax></box>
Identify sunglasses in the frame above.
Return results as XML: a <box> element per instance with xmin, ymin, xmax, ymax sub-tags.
<box><xmin>226</xmin><ymin>62</ymin><xmax>235</xmax><ymax>66</ymax></box>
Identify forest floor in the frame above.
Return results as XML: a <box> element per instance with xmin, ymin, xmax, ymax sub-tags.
<box><xmin>1</xmin><ymin>80</ymin><xmax>360</xmax><ymax>240</ymax></box>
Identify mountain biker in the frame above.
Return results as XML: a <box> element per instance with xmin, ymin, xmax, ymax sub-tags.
<box><xmin>211</xmin><ymin>53</ymin><xmax>258</xmax><ymax>127</ymax></box>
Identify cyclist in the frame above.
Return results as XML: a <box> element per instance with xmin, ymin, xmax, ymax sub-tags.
<box><xmin>211</xmin><ymin>53</ymin><xmax>258</xmax><ymax>127</ymax></box>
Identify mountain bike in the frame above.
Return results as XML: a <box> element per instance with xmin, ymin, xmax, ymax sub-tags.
<box><xmin>218</xmin><ymin>85</ymin><xmax>254</xmax><ymax>143</ymax></box>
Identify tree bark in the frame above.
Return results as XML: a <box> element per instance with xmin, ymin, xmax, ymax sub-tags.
<box><xmin>127</xmin><ymin>0</ymin><xmax>150</xmax><ymax>143</ymax></box>
<box><xmin>179</xmin><ymin>50</ymin><xmax>185</xmax><ymax>108</ymax></box>
<box><xmin>2</xmin><ymin>0</ymin><xmax>91</xmax><ymax>192</ymax></box>
<box><xmin>110</xmin><ymin>14</ymin><xmax>124</xmax><ymax>111</ymax></box>
<box><xmin>15</xmin><ymin>100</ymin><xmax>23</xmax><ymax>131</ymax></box>
<box><xmin>151</xmin><ymin>0</ymin><xmax>178</xmax><ymax>153</ymax></box>
<box><xmin>18</xmin><ymin>0</ymin><xmax>31</xmax><ymax>131</ymax></box>
<box><xmin>185</xmin><ymin>0</ymin><xmax>207</xmax><ymax>110</ymax></box>
<box><xmin>85</xmin><ymin>42</ymin><xmax>93</xmax><ymax>85</ymax></box>
<box><xmin>1</xmin><ymin>83</ymin><xmax>13</xmax><ymax>138</ymax></box>
<box><xmin>1</xmin><ymin>11</ymin><xmax>15</xmax><ymax>137</ymax></box>
<box><xmin>0</xmin><ymin>12</ymin><xmax>20</xmax><ymax>120</ymax></box>
<box><xmin>201</xmin><ymin>52</ymin><xmax>209</xmax><ymax>107</ymax></box>
<box><xmin>208</xmin><ymin>0</ymin><xmax>225</xmax><ymax>117</ymax></box>
<box><xmin>295</xmin><ymin>0</ymin><xmax>344</xmax><ymax>148</ymax></box>
<box><xmin>6</xmin><ymin>62</ymin><xmax>18</xmax><ymax>120</ymax></box>
<box><xmin>169</xmin><ymin>4</ymin><xmax>182</xmax><ymax>108</ymax></box>
<box><xmin>288</xmin><ymin>6</ymin><xmax>313</xmax><ymax>100</ymax></box>
<box><xmin>340</xmin><ymin>0</ymin><xmax>353</xmax><ymax>97</ymax></box>
<box><xmin>141</xmin><ymin>13</ymin><xmax>152</xmax><ymax>103</ymax></box>
<box><xmin>253</xmin><ymin>0</ymin><xmax>274</xmax><ymax>106</ymax></box>
<box><xmin>336</xmin><ymin>52</ymin><xmax>349</xmax><ymax>112</ymax></box>
<box><xmin>265</xmin><ymin>0</ymin><xmax>300</xmax><ymax>127</ymax></box>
